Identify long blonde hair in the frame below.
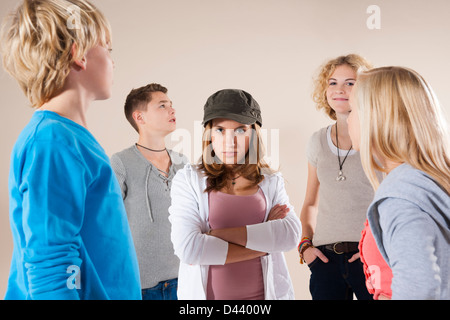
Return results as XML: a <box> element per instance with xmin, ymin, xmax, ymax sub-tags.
<box><xmin>355</xmin><ymin>66</ymin><xmax>450</xmax><ymax>194</ymax></box>
<box><xmin>1</xmin><ymin>0</ymin><xmax>111</xmax><ymax>108</ymax></box>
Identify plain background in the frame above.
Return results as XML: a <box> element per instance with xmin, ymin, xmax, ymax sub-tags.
<box><xmin>0</xmin><ymin>0</ymin><xmax>449</xmax><ymax>300</ymax></box>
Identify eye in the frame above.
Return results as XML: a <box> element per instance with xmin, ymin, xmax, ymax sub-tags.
<box><xmin>346</xmin><ymin>82</ymin><xmax>355</xmax><ymax>86</ymax></box>
<box><xmin>328</xmin><ymin>81</ymin><xmax>337</xmax><ymax>86</ymax></box>
<box><xmin>235</xmin><ymin>128</ymin><xmax>246</xmax><ymax>134</ymax></box>
<box><xmin>214</xmin><ymin>128</ymin><xmax>224</xmax><ymax>134</ymax></box>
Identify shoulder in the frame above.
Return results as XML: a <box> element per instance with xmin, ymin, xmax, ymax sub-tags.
<box><xmin>369</xmin><ymin>163</ymin><xmax>450</xmax><ymax>226</ymax></box>
<box><xmin>168</xmin><ymin>149</ymin><xmax>190</xmax><ymax>169</ymax></box>
<box><xmin>260</xmin><ymin>170</ymin><xmax>285</xmax><ymax>193</ymax></box>
<box><xmin>307</xmin><ymin>126</ymin><xmax>327</xmax><ymax>145</ymax></box>
<box><xmin>110</xmin><ymin>146</ymin><xmax>137</xmax><ymax>168</ymax></box>
<box><xmin>15</xmin><ymin>112</ymin><xmax>89</xmax><ymax>163</ymax></box>
<box><xmin>173</xmin><ymin>163</ymin><xmax>204</xmax><ymax>183</ymax></box>
<box><xmin>373</xmin><ymin>164</ymin><xmax>442</xmax><ymax>204</ymax></box>
<box><xmin>306</xmin><ymin>126</ymin><xmax>329</xmax><ymax>164</ymax></box>
<box><xmin>111</xmin><ymin>145</ymin><xmax>136</xmax><ymax>160</ymax></box>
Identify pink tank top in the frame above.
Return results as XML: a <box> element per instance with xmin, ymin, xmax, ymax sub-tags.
<box><xmin>207</xmin><ymin>188</ymin><xmax>266</xmax><ymax>300</ymax></box>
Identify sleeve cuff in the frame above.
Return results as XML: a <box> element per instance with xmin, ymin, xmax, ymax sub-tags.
<box><xmin>246</xmin><ymin>223</ymin><xmax>274</xmax><ymax>252</ymax></box>
<box><xmin>200</xmin><ymin>235</ymin><xmax>228</xmax><ymax>265</ymax></box>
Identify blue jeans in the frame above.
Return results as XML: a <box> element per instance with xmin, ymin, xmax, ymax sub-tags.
<box><xmin>308</xmin><ymin>247</ymin><xmax>373</xmax><ymax>300</ymax></box>
<box><xmin>141</xmin><ymin>278</ymin><xmax>178</xmax><ymax>300</ymax></box>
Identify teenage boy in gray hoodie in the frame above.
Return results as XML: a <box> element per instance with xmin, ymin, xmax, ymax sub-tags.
<box><xmin>111</xmin><ymin>84</ymin><xmax>188</xmax><ymax>300</ymax></box>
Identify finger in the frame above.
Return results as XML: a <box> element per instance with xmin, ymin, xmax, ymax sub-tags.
<box><xmin>315</xmin><ymin>249</ymin><xmax>329</xmax><ymax>263</ymax></box>
<box><xmin>348</xmin><ymin>252</ymin><xmax>360</xmax><ymax>263</ymax></box>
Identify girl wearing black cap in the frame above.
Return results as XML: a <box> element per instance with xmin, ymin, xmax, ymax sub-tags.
<box><xmin>169</xmin><ymin>89</ymin><xmax>301</xmax><ymax>300</ymax></box>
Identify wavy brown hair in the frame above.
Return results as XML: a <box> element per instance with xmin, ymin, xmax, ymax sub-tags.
<box><xmin>198</xmin><ymin>121</ymin><xmax>274</xmax><ymax>192</ymax></box>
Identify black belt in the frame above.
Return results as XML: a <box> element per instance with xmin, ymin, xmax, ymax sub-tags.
<box><xmin>319</xmin><ymin>242</ymin><xmax>359</xmax><ymax>254</ymax></box>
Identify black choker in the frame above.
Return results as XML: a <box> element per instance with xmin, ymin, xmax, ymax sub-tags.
<box><xmin>136</xmin><ymin>143</ymin><xmax>166</xmax><ymax>152</ymax></box>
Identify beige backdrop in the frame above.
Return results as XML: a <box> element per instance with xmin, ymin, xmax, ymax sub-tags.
<box><xmin>1</xmin><ymin>0</ymin><xmax>449</xmax><ymax>300</ymax></box>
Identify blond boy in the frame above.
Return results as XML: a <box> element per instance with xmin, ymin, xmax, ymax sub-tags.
<box><xmin>1</xmin><ymin>0</ymin><xmax>141</xmax><ymax>299</ymax></box>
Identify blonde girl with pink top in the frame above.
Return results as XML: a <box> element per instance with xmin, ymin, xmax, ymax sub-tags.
<box><xmin>169</xmin><ymin>89</ymin><xmax>301</xmax><ymax>300</ymax></box>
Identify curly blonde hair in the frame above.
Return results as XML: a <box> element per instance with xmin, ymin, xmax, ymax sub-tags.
<box><xmin>1</xmin><ymin>0</ymin><xmax>111</xmax><ymax>108</ymax></box>
<box><xmin>312</xmin><ymin>54</ymin><xmax>372</xmax><ymax>120</ymax></box>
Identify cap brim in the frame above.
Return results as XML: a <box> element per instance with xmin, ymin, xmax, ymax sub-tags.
<box><xmin>202</xmin><ymin>112</ymin><xmax>257</xmax><ymax>126</ymax></box>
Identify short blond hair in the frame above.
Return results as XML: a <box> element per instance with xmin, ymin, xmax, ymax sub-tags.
<box><xmin>1</xmin><ymin>0</ymin><xmax>111</xmax><ymax>108</ymax></box>
<box><xmin>312</xmin><ymin>54</ymin><xmax>372</xmax><ymax>120</ymax></box>
<box><xmin>355</xmin><ymin>66</ymin><xmax>450</xmax><ymax>195</ymax></box>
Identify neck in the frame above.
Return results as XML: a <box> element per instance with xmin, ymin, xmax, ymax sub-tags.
<box><xmin>332</xmin><ymin>115</ymin><xmax>352</xmax><ymax>150</ymax></box>
<box><xmin>335</xmin><ymin>114</ymin><xmax>350</xmax><ymax>137</ymax></box>
<box><xmin>380</xmin><ymin>157</ymin><xmax>403</xmax><ymax>174</ymax></box>
<box><xmin>137</xmin><ymin>132</ymin><xmax>167</xmax><ymax>151</ymax></box>
<box><xmin>38</xmin><ymin>87</ymin><xmax>91</xmax><ymax>128</ymax></box>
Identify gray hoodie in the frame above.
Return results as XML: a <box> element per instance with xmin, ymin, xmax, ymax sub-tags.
<box><xmin>367</xmin><ymin>163</ymin><xmax>450</xmax><ymax>300</ymax></box>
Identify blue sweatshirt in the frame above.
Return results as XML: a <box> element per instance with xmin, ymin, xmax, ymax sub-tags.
<box><xmin>5</xmin><ymin>111</ymin><xmax>141</xmax><ymax>300</ymax></box>
<box><xmin>367</xmin><ymin>163</ymin><xmax>450</xmax><ymax>300</ymax></box>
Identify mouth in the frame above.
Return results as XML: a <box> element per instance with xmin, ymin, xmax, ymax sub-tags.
<box><xmin>333</xmin><ymin>98</ymin><xmax>348</xmax><ymax>101</ymax></box>
<box><xmin>169</xmin><ymin>118</ymin><xmax>176</xmax><ymax>123</ymax></box>
<box><xmin>223</xmin><ymin>151</ymin><xmax>237</xmax><ymax>157</ymax></box>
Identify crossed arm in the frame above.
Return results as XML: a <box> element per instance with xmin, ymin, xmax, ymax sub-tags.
<box><xmin>208</xmin><ymin>204</ymin><xmax>290</xmax><ymax>264</ymax></box>
<box><xmin>169</xmin><ymin>169</ymin><xmax>301</xmax><ymax>267</ymax></box>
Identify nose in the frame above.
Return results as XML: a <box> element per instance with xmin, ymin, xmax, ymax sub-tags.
<box><xmin>224</xmin><ymin>130</ymin><xmax>235</xmax><ymax>148</ymax></box>
<box><xmin>335</xmin><ymin>84</ymin><xmax>345</xmax><ymax>93</ymax></box>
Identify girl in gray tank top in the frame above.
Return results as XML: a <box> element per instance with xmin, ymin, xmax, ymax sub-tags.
<box><xmin>298</xmin><ymin>55</ymin><xmax>376</xmax><ymax>300</ymax></box>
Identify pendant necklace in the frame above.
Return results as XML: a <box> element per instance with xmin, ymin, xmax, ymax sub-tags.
<box><xmin>335</xmin><ymin>123</ymin><xmax>352</xmax><ymax>182</ymax></box>
<box><xmin>231</xmin><ymin>175</ymin><xmax>241</xmax><ymax>185</ymax></box>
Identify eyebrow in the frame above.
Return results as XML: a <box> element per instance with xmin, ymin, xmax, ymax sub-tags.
<box><xmin>158</xmin><ymin>100</ymin><xmax>172</xmax><ymax>105</ymax></box>
<box><xmin>213</xmin><ymin>125</ymin><xmax>249</xmax><ymax>129</ymax></box>
<box><xmin>328</xmin><ymin>78</ymin><xmax>356</xmax><ymax>81</ymax></box>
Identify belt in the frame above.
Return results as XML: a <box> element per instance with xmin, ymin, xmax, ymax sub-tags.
<box><xmin>319</xmin><ymin>242</ymin><xmax>359</xmax><ymax>254</ymax></box>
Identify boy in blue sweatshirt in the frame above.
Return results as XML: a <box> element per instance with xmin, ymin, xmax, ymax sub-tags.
<box><xmin>2</xmin><ymin>0</ymin><xmax>141</xmax><ymax>299</ymax></box>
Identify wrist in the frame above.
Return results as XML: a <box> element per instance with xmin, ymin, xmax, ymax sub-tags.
<box><xmin>297</xmin><ymin>236</ymin><xmax>314</xmax><ymax>264</ymax></box>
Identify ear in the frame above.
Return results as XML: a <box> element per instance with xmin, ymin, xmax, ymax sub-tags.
<box><xmin>71</xmin><ymin>42</ymin><xmax>87</xmax><ymax>71</ymax></box>
<box><xmin>132</xmin><ymin>110</ymin><xmax>144</xmax><ymax>125</ymax></box>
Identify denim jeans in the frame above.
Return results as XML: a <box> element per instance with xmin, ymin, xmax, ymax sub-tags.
<box><xmin>308</xmin><ymin>247</ymin><xmax>373</xmax><ymax>300</ymax></box>
<box><xmin>141</xmin><ymin>278</ymin><xmax>178</xmax><ymax>300</ymax></box>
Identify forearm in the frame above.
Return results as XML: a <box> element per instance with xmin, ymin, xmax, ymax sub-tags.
<box><xmin>225</xmin><ymin>243</ymin><xmax>266</xmax><ymax>264</ymax></box>
<box><xmin>300</xmin><ymin>205</ymin><xmax>317</xmax><ymax>239</ymax></box>
<box><xmin>209</xmin><ymin>227</ymin><xmax>247</xmax><ymax>247</ymax></box>
<box><xmin>207</xmin><ymin>228</ymin><xmax>266</xmax><ymax>264</ymax></box>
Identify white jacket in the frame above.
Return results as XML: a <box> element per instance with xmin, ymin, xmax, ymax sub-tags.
<box><xmin>168</xmin><ymin>163</ymin><xmax>301</xmax><ymax>300</ymax></box>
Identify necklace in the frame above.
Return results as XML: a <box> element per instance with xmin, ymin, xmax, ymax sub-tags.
<box><xmin>136</xmin><ymin>143</ymin><xmax>166</xmax><ymax>152</ymax></box>
<box><xmin>335</xmin><ymin>123</ymin><xmax>352</xmax><ymax>182</ymax></box>
<box><xmin>231</xmin><ymin>175</ymin><xmax>241</xmax><ymax>185</ymax></box>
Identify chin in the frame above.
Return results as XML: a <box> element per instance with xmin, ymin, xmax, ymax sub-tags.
<box><xmin>95</xmin><ymin>91</ymin><xmax>112</xmax><ymax>101</ymax></box>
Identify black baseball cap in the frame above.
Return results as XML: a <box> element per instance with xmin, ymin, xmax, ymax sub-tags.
<box><xmin>202</xmin><ymin>89</ymin><xmax>262</xmax><ymax>127</ymax></box>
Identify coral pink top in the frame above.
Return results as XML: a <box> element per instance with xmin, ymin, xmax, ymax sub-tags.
<box><xmin>359</xmin><ymin>219</ymin><xmax>393</xmax><ymax>300</ymax></box>
<box><xmin>206</xmin><ymin>188</ymin><xmax>266</xmax><ymax>300</ymax></box>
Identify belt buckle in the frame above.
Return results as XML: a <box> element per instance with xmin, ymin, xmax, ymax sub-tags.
<box><xmin>333</xmin><ymin>242</ymin><xmax>344</xmax><ymax>254</ymax></box>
